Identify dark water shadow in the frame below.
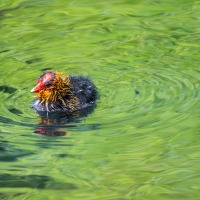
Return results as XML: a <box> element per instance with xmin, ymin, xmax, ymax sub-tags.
<box><xmin>33</xmin><ymin>105</ymin><xmax>96</xmax><ymax>137</ymax></box>
<box><xmin>0</xmin><ymin>85</ymin><xmax>17</xmax><ymax>94</ymax></box>
<box><xmin>0</xmin><ymin>7</ymin><xmax>20</xmax><ymax>20</ymax></box>
<box><xmin>0</xmin><ymin>139</ymin><xmax>34</xmax><ymax>162</ymax></box>
<box><xmin>0</xmin><ymin>174</ymin><xmax>77</xmax><ymax>189</ymax></box>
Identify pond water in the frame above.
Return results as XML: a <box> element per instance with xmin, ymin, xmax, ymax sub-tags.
<box><xmin>0</xmin><ymin>0</ymin><xmax>200</xmax><ymax>199</ymax></box>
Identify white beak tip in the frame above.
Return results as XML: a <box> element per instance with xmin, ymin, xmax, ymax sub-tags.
<box><xmin>31</xmin><ymin>88</ymin><xmax>35</xmax><ymax>92</ymax></box>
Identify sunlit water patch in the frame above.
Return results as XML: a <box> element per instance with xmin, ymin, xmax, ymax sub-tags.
<box><xmin>0</xmin><ymin>0</ymin><xmax>200</xmax><ymax>199</ymax></box>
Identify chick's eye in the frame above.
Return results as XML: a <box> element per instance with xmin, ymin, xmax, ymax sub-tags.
<box><xmin>46</xmin><ymin>83</ymin><xmax>52</xmax><ymax>88</ymax></box>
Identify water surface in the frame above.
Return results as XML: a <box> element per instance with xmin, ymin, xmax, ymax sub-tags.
<box><xmin>0</xmin><ymin>0</ymin><xmax>200</xmax><ymax>199</ymax></box>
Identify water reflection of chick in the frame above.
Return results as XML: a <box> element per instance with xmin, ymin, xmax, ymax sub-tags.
<box><xmin>34</xmin><ymin>106</ymin><xmax>96</xmax><ymax>136</ymax></box>
<box><xmin>34</xmin><ymin>116</ymin><xmax>67</xmax><ymax>136</ymax></box>
<box><xmin>34</xmin><ymin>125</ymin><xmax>66</xmax><ymax>136</ymax></box>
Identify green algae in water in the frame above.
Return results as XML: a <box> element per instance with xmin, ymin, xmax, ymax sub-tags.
<box><xmin>0</xmin><ymin>0</ymin><xmax>200</xmax><ymax>199</ymax></box>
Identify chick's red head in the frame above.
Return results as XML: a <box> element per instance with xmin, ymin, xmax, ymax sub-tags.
<box><xmin>31</xmin><ymin>72</ymin><xmax>55</xmax><ymax>93</ymax></box>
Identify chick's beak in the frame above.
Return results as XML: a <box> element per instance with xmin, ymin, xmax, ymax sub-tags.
<box><xmin>31</xmin><ymin>82</ymin><xmax>42</xmax><ymax>93</ymax></box>
<box><xmin>31</xmin><ymin>88</ymin><xmax>35</xmax><ymax>92</ymax></box>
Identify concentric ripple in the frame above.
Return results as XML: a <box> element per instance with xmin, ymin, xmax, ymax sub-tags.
<box><xmin>91</xmin><ymin>65</ymin><xmax>200</xmax><ymax>132</ymax></box>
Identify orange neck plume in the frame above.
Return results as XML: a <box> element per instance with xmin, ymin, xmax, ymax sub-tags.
<box><xmin>37</xmin><ymin>71</ymin><xmax>71</xmax><ymax>103</ymax></box>
<box><xmin>35</xmin><ymin>71</ymin><xmax>79</xmax><ymax>112</ymax></box>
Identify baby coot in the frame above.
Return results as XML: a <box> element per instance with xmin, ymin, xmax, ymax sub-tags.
<box><xmin>31</xmin><ymin>71</ymin><xmax>98</xmax><ymax>113</ymax></box>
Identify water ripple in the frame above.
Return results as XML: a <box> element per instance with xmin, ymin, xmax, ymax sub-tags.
<box><xmin>92</xmin><ymin>66</ymin><xmax>200</xmax><ymax>131</ymax></box>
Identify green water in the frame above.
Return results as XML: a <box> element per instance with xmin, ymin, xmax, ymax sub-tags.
<box><xmin>0</xmin><ymin>0</ymin><xmax>200</xmax><ymax>199</ymax></box>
